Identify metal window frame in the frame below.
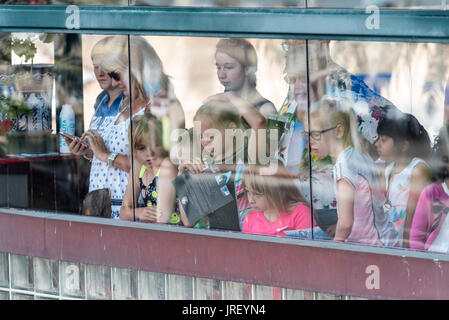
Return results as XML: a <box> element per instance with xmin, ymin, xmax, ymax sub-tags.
<box><xmin>0</xmin><ymin>6</ymin><xmax>449</xmax><ymax>42</ymax></box>
<box><xmin>1</xmin><ymin>4</ymin><xmax>449</xmax><ymax>299</ymax></box>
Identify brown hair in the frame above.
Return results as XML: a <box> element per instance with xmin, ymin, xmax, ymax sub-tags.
<box><xmin>243</xmin><ymin>161</ymin><xmax>308</xmax><ymax>213</ymax></box>
<box><xmin>129</xmin><ymin>114</ymin><xmax>165</xmax><ymax>155</ymax></box>
<box><xmin>193</xmin><ymin>100</ymin><xmax>242</xmax><ymax>131</ymax></box>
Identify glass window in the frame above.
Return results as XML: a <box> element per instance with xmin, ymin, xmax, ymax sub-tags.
<box><xmin>300</xmin><ymin>39</ymin><xmax>449</xmax><ymax>250</ymax></box>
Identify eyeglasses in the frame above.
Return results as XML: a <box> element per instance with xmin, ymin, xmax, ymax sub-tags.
<box><xmin>108</xmin><ymin>71</ymin><xmax>120</xmax><ymax>81</ymax></box>
<box><xmin>302</xmin><ymin>126</ymin><xmax>337</xmax><ymax>140</ymax></box>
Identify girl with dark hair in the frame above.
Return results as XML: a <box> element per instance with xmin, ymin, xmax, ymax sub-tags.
<box><xmin>410</xmin><ymin>125</ymin><xmax>449</xmax><ymax>252</ymax></box>
<box><xmin>375</xmin><ymin>111</ymin><xmax>432</xmax><ymax>248</ymax></box>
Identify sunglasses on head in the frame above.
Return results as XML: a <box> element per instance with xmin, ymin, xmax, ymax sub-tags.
<box><xmin>108</xmin><ymin>71</ymin><xmax>120</xmax><ymax>81</ymax></box>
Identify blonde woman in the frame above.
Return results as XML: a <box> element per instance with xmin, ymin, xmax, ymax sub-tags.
<box><xmin>82</xmin><ymin>36</ymin><xmax>180</xmax><ymax>219</ymax></box>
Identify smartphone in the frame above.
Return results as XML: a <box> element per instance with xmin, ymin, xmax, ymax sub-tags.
<box><xmin>59</xmin><ymin>132</ymin><xmax>89</xmax><ymax>148</ymax></box>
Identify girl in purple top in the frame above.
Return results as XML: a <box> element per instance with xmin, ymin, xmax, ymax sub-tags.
<box><xmin>410</xmin><ymin>125</ymin><xmax>449</xmax><ymax>252</ymax></box>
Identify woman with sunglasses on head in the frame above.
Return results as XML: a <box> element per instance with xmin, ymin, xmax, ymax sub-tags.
<box><xmin>63</xmin><ymin>35</ymin><xmax>125</xmax><ymax>162</ymax></box>
<box><xmin>79</xmin><ymin>36</ymin><xmax>181</xmax><ymax>220</ymax></box>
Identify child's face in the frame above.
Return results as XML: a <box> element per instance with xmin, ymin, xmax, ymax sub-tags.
<box><xmin>198</xmin><ymin>119</ymin><xmax>219</xmax><ymax>158</ymax></box>
<box><xmin>245</xmin><ymin>186</ymin><xmax>270</xmax><ymax>213</ymax></box>
<box><xmin>374</xmin><ymin>135</ymin><xmax>396</xmax><ymax>162</ymax></box>
<box><xmin>304</xmin><ymin>116</ymin><xmax>334</xmax><ymax>158</ymax></box>
<box><xmin>197</xmin><ymin>118</ymin><xmax>233</xmax><ymax>161</ymax></box>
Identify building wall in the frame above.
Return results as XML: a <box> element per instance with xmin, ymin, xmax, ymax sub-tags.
<box><xmin>0</xmin><ymin>252</ymin><xmax>365</xmax><ymax>300</ymax></box>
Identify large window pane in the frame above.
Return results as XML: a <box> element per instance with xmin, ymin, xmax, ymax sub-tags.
<box><xmin>2</xmin><ymin>29</ymin><xmax>449</xmax><ymax>256</ymax></box>
<box><xmin>301</xmin><ymin>39</ymin><xmax>449</xmax><ymax>250</ymax></box>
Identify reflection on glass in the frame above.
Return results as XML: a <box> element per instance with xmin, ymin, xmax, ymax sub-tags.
<box><xmin>299</xmin><ymin>39</ymin><xmax>449</xmax><ymax>252</ymax></box>
<box><xmin>2</xmin><ymin>30</ymin><xmax>449</xmax><ymax>255</ymax></box>
<box><xmin>132</xmin><ymin>0</ymin><xmax>306</xmax><ymax>7</ymax></box>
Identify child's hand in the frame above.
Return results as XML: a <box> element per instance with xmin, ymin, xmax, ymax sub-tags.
<box><xmin>178</xmin><ymin>157</ymin><xmax>203</xmax><ymax>175</ymax></box>
<box><xmin>325</xmin><ymin>224</ymin><xmax>337</xmax><ymax>238</ymax></box>
<box><xmin>140</xmin><ymin>206</ymin><xmax>159</xmax><ymax>223</ymax></box>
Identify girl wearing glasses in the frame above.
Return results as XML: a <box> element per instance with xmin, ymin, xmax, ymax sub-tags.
<box><xmin>241</xmin><ymin>161</ymin><xmax>313</xmax><ymax>237</ymax></box>
<box><xmin>410</xmin><ymin>125</ymin><xmax>449</xmax><ymax>252</ymax></box>
<box><xmin>307</xmin><ymin>98</ymin><xmax>397</xmax><ymax>246</ymax></box>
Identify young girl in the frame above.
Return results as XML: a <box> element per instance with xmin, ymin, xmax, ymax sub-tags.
<box><xmin>375</xmin><ymin>112</ymin><xmax>431</xmax><ymax>248</ymax></box>
<box><xmin>410</xmin><ymin>124</ymin><xmax>449</xmax><ymax>252</ymax></box>
<box><xmin>120</xmin><ymin>114</ymin><xmax>180</xmax><ymax>224</ymax></box>
<box><xmin>242</xmin><ymin>161</ymin><xmax>313</xmax><ymax>237</ymax></box>
<box><xmin>177</xmin><ymin>100</ymin><xmax>249</xmax><ymax>230</ymax></box>
<box><xmin>307</xmin><ymin>98</ymin><xmax>396</xmax><ymax>246</ymax></box>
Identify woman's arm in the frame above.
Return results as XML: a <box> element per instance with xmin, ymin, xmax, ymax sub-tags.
<box><xmin>259</xmin><ymin>101</ymin><xmax>277</xmax><ymax>119</ymax></box>
<box><xmin>334</xmin><ymin>179</ymin><xmax>355</xmax><ymax>242</ymax></box>
<box><xmin>156</xmin><ymin>158</ymin><xmax>179</xmax><ymax>223</ymax></box>
<box><xmin>204</xmin><ymin>92</ymin><xmax>267</xmax><ymax>130</ymax></box>
<box><xmin>403</xmin><ymin>163</ymin><xmax>431</xmax><ymax>248</ymax></box>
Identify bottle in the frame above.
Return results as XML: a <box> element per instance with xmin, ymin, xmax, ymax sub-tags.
<box><xmin>59</xmin><ymin>104</ymin><xmax>75</xmax><ymax>154</ymax></box>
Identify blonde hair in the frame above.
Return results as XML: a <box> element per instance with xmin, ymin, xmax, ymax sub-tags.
<box><xmin>243</xmin><ymin>161</ymin><xmax>308</xmax><ymax>213</ymax></box>
<box><xmin>129</xmin><ymin>114</ymin><xmax>164</xmax><ymax>154</ymax></box>
<box><xmin>216</xmin><ymin>38</ymin><xmax>258</xmax><ymax>88</ymax></box>
<box><xmin>193</xmin><ymin>100</ymin><xmax>242</xmax><ymax>131</ymax></box>
<box><xmin>100</xmin><ymin>36</ymin><xmax>168</xmax><ymax>108</ymax></box>
<box><xmin>91</xmin><ymin>35</ymin><xmax>124</xmax><ymax>61</ymax></box>
<box><xmin>309</xmin><ymin>98</ymin><xmax>365</xmax><ymax>152</ymax></box>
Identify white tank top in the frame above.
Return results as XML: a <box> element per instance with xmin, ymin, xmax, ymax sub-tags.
<box><xmin>384</xmin><ymin>157</ymin><xmax>428</xmax><ymax>247</ymax></box>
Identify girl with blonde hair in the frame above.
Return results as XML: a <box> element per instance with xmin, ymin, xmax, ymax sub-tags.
<box><xmin>120</xmin><ymin>114</ymin><xmax>179</xmax><ymax>223</ymax></box>
<box><xmin>306</xmin><ymin>98</ymin><xmax>397</xmax><ymax>246</ymax></box>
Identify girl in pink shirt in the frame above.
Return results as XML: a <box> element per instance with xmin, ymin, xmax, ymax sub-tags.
<box><xmin>242</xmin><ymin>161</ymin><xmax>313</xmax><ymax>237</ymax></box>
